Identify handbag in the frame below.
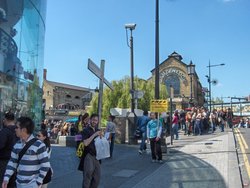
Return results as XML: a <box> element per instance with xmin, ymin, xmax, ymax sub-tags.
<box><xmin>76</xmin><ymin>142</ymin><xmax>85</xmax><ymax>158</ymax></box>
<box><xmin>10</xmin><ymin>138</ymin><xmax>38</xmax><ymax>184</ymax></box>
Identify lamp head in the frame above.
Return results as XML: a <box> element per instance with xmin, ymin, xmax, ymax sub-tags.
<box><xmin>125</xmin><ymin>23</ymin><xmax>136</xmax><ymax>30</ymax></box>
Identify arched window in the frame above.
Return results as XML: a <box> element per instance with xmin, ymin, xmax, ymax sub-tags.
<box><xmin>164</xmin><ymin>74</ymin><xmax>180</xmax><ymax>97</ymax></box>
<box><xmin>66</xmin><ymin>94</ymin><xmax>71</xmax><ymax>98</ymax></box>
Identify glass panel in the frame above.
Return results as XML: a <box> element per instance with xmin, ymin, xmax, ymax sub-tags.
<box><xmin>0</xmin><ymin>0</ymin><xmax>47</xmax><ymax>127</ymax></box>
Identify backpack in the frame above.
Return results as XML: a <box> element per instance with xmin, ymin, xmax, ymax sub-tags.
<box><xmin>76</xmin><ymin>142</ymin><xmax>84</xmax><ymax>158</ymax></box>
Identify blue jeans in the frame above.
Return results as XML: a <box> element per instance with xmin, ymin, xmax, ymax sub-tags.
<box><xmin>110</xmin><ymin>133</ymin><xmax>115</xmax><ymax>157</ymax></box>
<box><xmin>194</xmin><ymin>120</ymin><xmax>201</xmax><ymax>135</ymax></box>
<box><xmin>172</xmin><ymin>124</ymin><xmax>179</xmax><ymax>139</ymax></box>
<box><xmin>140</xmin><ymin>131</ymin><xmax>147</xmax><ymax>151</ymax></box>
<box><xmin>220</xmin><ymin>124</ymin><xmax>224</xmax><ymax>132</ymax></box>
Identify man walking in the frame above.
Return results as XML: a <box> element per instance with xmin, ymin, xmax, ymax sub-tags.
<box><xmin>81</xmin><ymin>114</ymin><xmax>101</xmax><ymax>188</ymax></box>
<box><xmin>0</xmin><ymin>111</ymin><xmax>17</xmax><ymax>188</ymax></box>
<box><xmin>137</xmin><ymin>111</ymin><xmax>150</xmax><ymax>154</ymax></box>
<box><xmin>2</xmin><ymin>117</ymin><xmax>50</xmax><ymax>188</ymax></box>
<box><xmin>226</xmin><ymin>108</ymin><xmax>234</xmax><ymax>128</ymax></box>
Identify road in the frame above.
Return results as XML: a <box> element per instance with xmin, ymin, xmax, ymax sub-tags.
<box><xmin>234</xmin><ymin>127</ymin><xmax>250</xmax><ymax>187</ymax></box>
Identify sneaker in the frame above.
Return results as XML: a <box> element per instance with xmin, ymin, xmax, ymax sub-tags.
<box><xmin>138</xmin><ymin>150</ymin><xmax>142</xmax><ymax>155</ymax></box>
<box><xmin>151</xmin><ymin>159</ymin><xmax>156</xmax><ymax>163</ymax></box>
<box><xmin>158</xmin><ymin>160</ymin><xmax>163</xmax><ymax>164</ymax></box>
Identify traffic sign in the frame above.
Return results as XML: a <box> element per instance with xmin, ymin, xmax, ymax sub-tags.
<box><xmin>150</xmin><ymin>99</ymin><xmax>168</xmax><ymax>112</ymax></box>
<box><xmin>88</xmin><ymin>59</ymin><xmax>113</xmax><ymax>90</ymax></box>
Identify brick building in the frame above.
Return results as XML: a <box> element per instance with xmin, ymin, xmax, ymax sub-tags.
<box><xmin>42</xmin><ymin>69</ymin><xmax>93</xmax><ymax>111</ymax></box>
<box><xmin>150</xmin><ymin>52</ymin><xmax>205</xmax><ymax>110</ymax></box>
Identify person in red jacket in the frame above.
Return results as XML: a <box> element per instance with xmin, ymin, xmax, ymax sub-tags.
<box><xmin>172</xmin><ymin>110</ymin><xmax>179</xmax><ymax>140</ymax></box>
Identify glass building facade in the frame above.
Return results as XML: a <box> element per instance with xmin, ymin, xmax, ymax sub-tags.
<box><xmin>0</xmin><ymin>0</ymin><xmax>47</xmax><ymax>126</ymax></box>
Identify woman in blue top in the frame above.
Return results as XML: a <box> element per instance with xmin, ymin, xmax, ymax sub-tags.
<box><xmin>147</xmin><ymin>112</ymin><xmax>163</xmax><ymax>163</ymax></box>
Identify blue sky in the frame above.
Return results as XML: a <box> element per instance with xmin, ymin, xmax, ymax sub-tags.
<box><xmin>44</xmin><ymin>0</ymin><xmax>250</xmax><ymax>103</ymax></box>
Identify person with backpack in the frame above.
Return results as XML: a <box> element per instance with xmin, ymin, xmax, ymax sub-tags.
<box><xmin>137</xmin><ymin>111</ymin><xmax>150</xmax><ymax>154</ymax></box>
<box><xmin>0</xmin><ymin>111</ymin><xmax>17</xmax><ymax>188</ymax></box>
<box><xmin>79</xmin><ymin>114</ymin><xmax>102</xmax><ymax>188</ymax></box>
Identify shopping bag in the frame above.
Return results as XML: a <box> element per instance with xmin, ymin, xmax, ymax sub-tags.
<box><xmin>94</xmin><ymin>136</ymin><xmax>110</xmax><ymax>160</ymax></box>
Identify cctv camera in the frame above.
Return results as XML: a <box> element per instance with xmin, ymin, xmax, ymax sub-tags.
<box><xmin>125</xmin><ymin>23</ymin><xmax>136</xmax><ymax>30</ymax></box>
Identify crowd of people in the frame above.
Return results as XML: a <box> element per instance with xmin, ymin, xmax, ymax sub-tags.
<box><xmin>136</xmin><ymin>107</ymin><xmax>237</xmax><ymax>163</ymax></box>
<box><xmin>0</xmin><ymin>110</ymin><xmax>117</xmax><ymax>188</ymax></box>
<box><xmin>1</xmin><ymin>106</ymin><xmax>247</xmax><ymax>188</ymax></box>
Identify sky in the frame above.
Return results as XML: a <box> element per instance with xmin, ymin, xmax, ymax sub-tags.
<box><xmin>44</xmin><ymin>0</ymin><xmax>250</xmax><ymax>103</ymax></box>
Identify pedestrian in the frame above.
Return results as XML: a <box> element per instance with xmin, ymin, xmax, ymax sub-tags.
<box><xmin>0</xmin><ymin>111</ymin><xmax>17</xmax><ymax>188</ymax></box>
<box><xmin>75</xmin><ymin>113</ymin><xmax>90</xmax><ymax>149</ymax></box>
<box><xmin>194</xmin><ymin>109</ymin><xmax>202</xmax><ymax>135</ymax></box>
<box><xmin>147</xmin><ymin>112</ymin><xmax>163</xmax><ymax>163</ymax></box>
<box><xmin>36</xmin><ymin>130</ymin><xmax>52</xmax><ymax>188</ymax></box>
<box><xmin>105</xmin><ymin>115</ymin><xmax>116</xmax><ymax>158</ymax></box>
<box><xmin>226</xmin><ymin>108</ymin><xmax>234</xmax><ymax>128</ymax></box>
<box><xmin>185</xmin><ymin>111</ymin><xmax>192</xmax><ymax>136</ymax></box>
<box><xmin>2</xmin><ymin>117</ymin><xmax>51</xmax><ymax>188</ymax></box>
<box><xmin>172</xmin><ymin>110</ymin><xmax>179</xmax><ymax>139</ymax></box>
<box><xmin>80</xmin><ymin>114</ymin><xmax>101</xmax><ymax>188</ymax></box>
<box><xmin>137</xmin><ymin>110</ymin><xmax>150</xmax><ymax>154</ymax></box>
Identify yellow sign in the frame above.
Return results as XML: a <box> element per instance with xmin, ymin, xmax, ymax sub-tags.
<box><xmin>150</xmin><ymin>100</ymin><xmax>168</xmax><ymax>112</ymax></box>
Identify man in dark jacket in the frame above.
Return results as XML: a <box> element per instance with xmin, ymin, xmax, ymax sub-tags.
<box><xmin>81</xmin><ymin>114</ymin><xmax>101</xmax><ymax>188</ymax></box>
<box><xmin>0</xmin><ymin>111</ymin><xmax>17</xmax><ymax>188</ymax></box>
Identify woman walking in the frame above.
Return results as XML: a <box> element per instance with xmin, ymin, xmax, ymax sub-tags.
<box><xmin>147</xmin><ymin>112</ymin><xmax>163</xmax><ymax>163</ymax></box>
<box><xmin>37</xmin><ymin>130</ymin><xmax>52</xmax><ymax>188</ymax></box>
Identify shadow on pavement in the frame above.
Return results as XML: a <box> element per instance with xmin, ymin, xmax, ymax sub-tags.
<box><xmin>48</xmin><ymin>144</ymin><xmax>227</xmax><ymax>188</ymax></box>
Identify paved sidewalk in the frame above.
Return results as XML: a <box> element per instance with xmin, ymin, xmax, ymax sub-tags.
<box><xmin>48</xmin><ymin>129</ymin><xmax>242</xmax><ymax>188</ymax></box>
<box><xmin>133</xmin><ymin>130</ymin><xmax>242</xmax><ymax>188</ymax></box>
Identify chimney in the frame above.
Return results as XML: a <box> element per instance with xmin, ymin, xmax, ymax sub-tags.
<box><xmin>43</xmin><ymin>69</ymin><xmax>47</xmax><ymax>80</ymax></box>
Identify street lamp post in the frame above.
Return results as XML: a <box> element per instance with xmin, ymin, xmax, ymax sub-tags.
<box><xmin>155</xmin><ymin>0</ymin><xmax>160</xmax><ymax>99</ymax></box>
<box><xmin>187</xmin><ymin>61</ymin><xmax>195</xmax><ymax>107</ymax></box>
<box><xmin>206</xmin><ymin>61</ymin><xmax>225</xmax><ymax>112</ymax></box>
<box><xmin>125</xmin><ymin>23</ymin><xmax>136</xmax><ymax>114</ymax></box>
<box><xmin>125</xmin><ymin>23</ymin><xmax>137</xmax><ymax>144</ymax></box>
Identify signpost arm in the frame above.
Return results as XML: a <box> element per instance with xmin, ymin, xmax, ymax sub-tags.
<box><xmin>97</xmin><ymin>60</ymin><xmax>105</xmax><ymax>128</ymax></box>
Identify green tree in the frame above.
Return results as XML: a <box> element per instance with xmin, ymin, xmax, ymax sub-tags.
<box><xmin>88</xmin><ymin>77</ymin><xmax>168</xmax><ymax>125</ymax></box>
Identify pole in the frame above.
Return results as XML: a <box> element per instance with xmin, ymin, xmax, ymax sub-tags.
<box><xmin>155</xmin><ymin>0</ymin><xmax>160</xmax><ymax>99</ymax></box>
<box><xmin>221</xmin><ymin>96</ymin><xmax>224</xmax><ymax>110</ymax></box>
<box><xmin>190</xmin><ymin>74</ymin><xmax>193</xmax><ymax>107</ymax></box>
<box><xmin>240</xmin><ymin>99</ymin><xmax>242</xmax><ymax>116</ymax></box>
<box><xmin>97</xmin><ymin>60</ymin><xmax>105</xmax><ymax>128</ymax></box>
<box><xmin>209</xmin><ymin>60</ymin><xmax>212</xmax><ymax>112</ymax></box>
<box><xmin>170</xmin><ymin>85</ymin><xmax>173</xmax><ymax>145</ymax></box>
<box><xmin>130</xmin><ymin>29</ymin><xmax>135</xmax><ymax>114</ymax></box>
<box><xmin>230</xmin><ymin>97</ymin><xmax>232</xmax><ymax>111</ymax></box>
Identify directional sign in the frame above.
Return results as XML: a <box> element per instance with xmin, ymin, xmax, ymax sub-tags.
<box><xmin>88</xmin><ymin>59</ymin><xmax>113</xmax><ymax>90</ymax></box>
<box><xmin>150</xmin><ymin>99</ymin><xmax>168</xmax><ymax>112</ymax></box>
